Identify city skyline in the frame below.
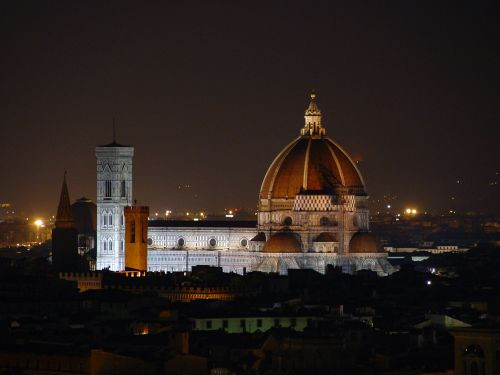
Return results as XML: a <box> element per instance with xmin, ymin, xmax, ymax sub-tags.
<box><xmin>1</xmin><ymin>1</ymin><xmax>497</xmax><ymax>217</ymax></box>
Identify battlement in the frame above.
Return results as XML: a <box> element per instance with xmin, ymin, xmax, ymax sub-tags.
<box><xmin>124</xmin><ymin>206</ymin><xmax>149</xmax><ymax>214</ymax></box>
<box><xmin>59</xmin><ymin>271</ymin><xmax>103</xmax><ymax>279</ymax></box>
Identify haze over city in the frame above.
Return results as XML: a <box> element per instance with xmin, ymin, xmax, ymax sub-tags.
<box><xmin>1</xmin><ymin>1</ymin><xmax>497</xmax><ymax>217</ymax></box>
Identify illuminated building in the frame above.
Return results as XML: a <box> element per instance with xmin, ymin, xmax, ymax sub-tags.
<box><xmin>124</xmin><ymin>205</ymin><xmax>149</xmax><ymax>271</ymax></box>
<box><xmin>95</xmin><ymin>138</ymin><xmax>133</xmax><ymax>271</ymax></box>
<box><xmin>97</xmin><ymin>93</ymin><xmax>394</xmax><ymax>275</ymax></box>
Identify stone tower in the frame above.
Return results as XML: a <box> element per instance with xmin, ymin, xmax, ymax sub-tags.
<box><xmin>124</xmin><ymin>206</ymin><xmax>149</xmax><ymax>271</ymax></box>
<box><xmin>95</xmin><ymin>136</ymin><xmax>134</xmax><ymax>271</ymax></box>
<box><xmin>52</xmin><ymin>172</ymin><xmax>78</xmax><ymax>271</ymax></box>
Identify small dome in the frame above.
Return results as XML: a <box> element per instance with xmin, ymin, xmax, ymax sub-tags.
<box><xmin>262</xmin><ymin>232</ymin><xmax>302</xmax><ymax>253</ymax></box>
<box><xmin>349</xmin><ymin>232</ymin><xmax>384</xmax><ymax>253</ymax></box>
<box><xmin>250</xmin><ymin>232</ymin><xmax>267</xmax><ymax>242</ymax></box>
<box><xmin>313</xmin><ymin>232</ymin><xmax>337</xmax><ymax>242</ymax></box>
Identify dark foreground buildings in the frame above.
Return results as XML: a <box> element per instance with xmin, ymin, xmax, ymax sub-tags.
<box><xmin>0</xmin><ymin>242</ymin><xmax>499</xmax><ymax>374</ymax></box>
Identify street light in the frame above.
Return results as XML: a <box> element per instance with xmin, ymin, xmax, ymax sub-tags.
<box><xmin>34</xmin><ymin>219</ymin><xmax>44</xmax><ymax>243</ymax></box>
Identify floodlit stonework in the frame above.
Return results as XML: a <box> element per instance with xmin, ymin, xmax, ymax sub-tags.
<box><xmin>95</xmin><ymin>141</ymin><xmax>134</xmax><ymax>271</ymax></box>
<box><xmin>96</xmin><ymin>93</ymin><xmax>395</xmax><ymax>275</ymax></box>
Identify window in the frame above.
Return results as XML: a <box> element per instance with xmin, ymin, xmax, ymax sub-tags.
<box><xmin>240</xmin><ymin>319</ymin><xmax>246</xmax><ymax>329</ymax></box>
<box><xmin>177</xmin><ymin>238</ymin><xmax>185</xmax><ymax>247</ymax></box>
<box><xmin>120</xmin><ymin>240</ymin><xmax>123</xmax><ymax>252</ymax></box>
<box><xmin>320</xmin><ymin>216</ymin><xmax>331</xmax><ymax>226</ymax></box>
<box><xmin>120</xmin><ymin>180</ymin><xmax>126</xmax><ymax>197</ymax></box>
<box><xmin>130</xmin><ymin>220</ymin><xmax>136</xmax><ymax>243</ymax></box>
<box><xmin>209</xmin><ymin>238</ymin><xmax>216</xmax><ymax>247</ymax></box>
<box><xmin>257</xmin><ymin>319</ymin><xmax>262</xmax><ymax>328</ymax></box>
<box><xmin>103</xmin><ymin>214</ymin><xmax>108</xmax><ymax>226</ymax></box>
<box><xmin>103</xmin><ymin>241</ymin><xmax>107</xmax><ymax>251</ymax></box>
<box><xmin>240</xmin><ymin>238</ymin><xmax>248</xmax><ymax>247</ymax></box>
<box><xmin>105</xmin><ymin>180</ymin><xmax>112</xmax><ymax>198</ymax></box>
<box><xmin>283</xmin><ymin>216</ymin><xmax>293</xmax><ymax>226</ymax></box>
<box><xmin>109</xmin><ymin>214</ymin><xmax>113</xmax><ymax>226</ymax></box>
<box><xmin>108</xmin><ymin>240</ymin><xmax>113</xmax><ymax>251</ymax></box>
<box><xmin>222</xmin><ymin>320</ymin><xmax>228</xmax><ymax>329</ymax></box>
<box><xmin>120</xmin><ymin>215</ymin><xmax>124</xmax><ymax>226</ymax></box>
<box><xmin>206</xmin><ymin>320</ymin><xmax>212</xmax><ymax>329</ymax></box>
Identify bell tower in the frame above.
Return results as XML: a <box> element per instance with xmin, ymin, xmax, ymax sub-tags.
<box><xmin>95</xmin><ymin>134</ymin><xmax>134</xmax><ymax>271</ymax></box>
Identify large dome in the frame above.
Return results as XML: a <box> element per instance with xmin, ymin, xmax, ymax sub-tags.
<box><xmin>260</xmin><ymin>93</ymin><xmax>366</xmax><ymax>200</ymax></box>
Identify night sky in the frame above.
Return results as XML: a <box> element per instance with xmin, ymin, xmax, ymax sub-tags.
<box><xmin>1</xmin><ymin>1</ymin><xmax>498</xmax><ymax>217</ymax></box>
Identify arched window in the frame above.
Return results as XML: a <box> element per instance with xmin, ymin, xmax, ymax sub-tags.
<box><xmin>105</xmin><ymin>180</ymin><xmax>112</xmax><ymax>198</ymax></box>
<box><xmin>109</xmin><ymin>214</ymin><xmax>113</xmax><ymax>226</ymax></box>
<box><xmin>108</xmin><ymin>240</ymin><xmax>113</xmax><ymax>251</ymax></box>
<box><xmin>463</xmin><ymin>344</ymin><xmax>485</xmax><ymax>375</ymax></box>
<box><xmin>103</xmin><ymin>241</ymin><xmax>107</xmax><ymax>251</ymax></box>
<box><xmin>130</xmin><ymin>220</ymin><xmax>136</xmax><ymax>243</ymax></box>
<box><xmin>177</xmin><ymin>238</ymin><xmax>185</xmax><ymax>248</ymax></box>
<box><xmin>283</xmin><ymin>217</ymin><xmax>293</xmax><ymax>226</ymax></box>
<box><xmin>121</xmin><ymin>181</ymin><xmax>126</xmax><ymax>197</ymax></box>
<box><xmin>103</xmin><ymin>214</ymin><xmax>108</xmax><ymax>226</ymax></box>
<box><xmin>320</xmin><ymin>217</ymin><xmax>330</xmax><ymax>226</ymax></box>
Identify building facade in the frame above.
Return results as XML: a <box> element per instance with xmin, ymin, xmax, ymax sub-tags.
<box><xmin>96</xmin><ymin>93</ymin><xmax>395</xmax><ymax>276</ymax></box>
<box><xmin>95</xmin><ymin>141</ymin><xmax>134</xmax><ymax>271</ymax></box>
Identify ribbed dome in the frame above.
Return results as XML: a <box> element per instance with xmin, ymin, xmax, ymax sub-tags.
<box><xmin>262</xmin><ymin>232</ymin><xmax>302</xmax><ymax>253</ymax></box>
<box><xmin>349</xmin><ymin>232</ymin><xmax>384</xmax><ymax>254</ymax></box>
<box><xmin>260</xmin><ymin>93</ymin><xmax>366</xmax><ymax>200</ymax></box>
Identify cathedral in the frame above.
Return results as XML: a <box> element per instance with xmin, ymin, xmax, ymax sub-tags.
<box><xmin>96</xmin><ymin>93</ymin><xmax>395</xmax><ymax>276</ymax></box>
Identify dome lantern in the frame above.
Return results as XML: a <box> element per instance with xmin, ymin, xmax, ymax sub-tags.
<box><xmin>301</xmin><ymin>91</ymin><xmax>325</xmax><ymax>137</ymax></box>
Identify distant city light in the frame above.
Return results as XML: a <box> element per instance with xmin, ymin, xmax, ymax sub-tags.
<box><xmin>387</xmin><ymin>205</ymin><xmax>391</xmax><ymax>209</ymax></box>
<box><xmin>405</xmin><ymin>208</ymin><xmax>417</xmax><ymax>215</ymax></box>
<box><xmin>193</xmin><ymin>218</ymin><xmax>199</xmax><ymax>221</ymax></box>
<box><xmin>426</xmin><ymin>280</ymin><xmax>432</xmax><ymax>286</ymax></box>
<box><xmin>34</xmin><ymin>219</ymin><xmax>44</xmax><ymax>228</ymax></box>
